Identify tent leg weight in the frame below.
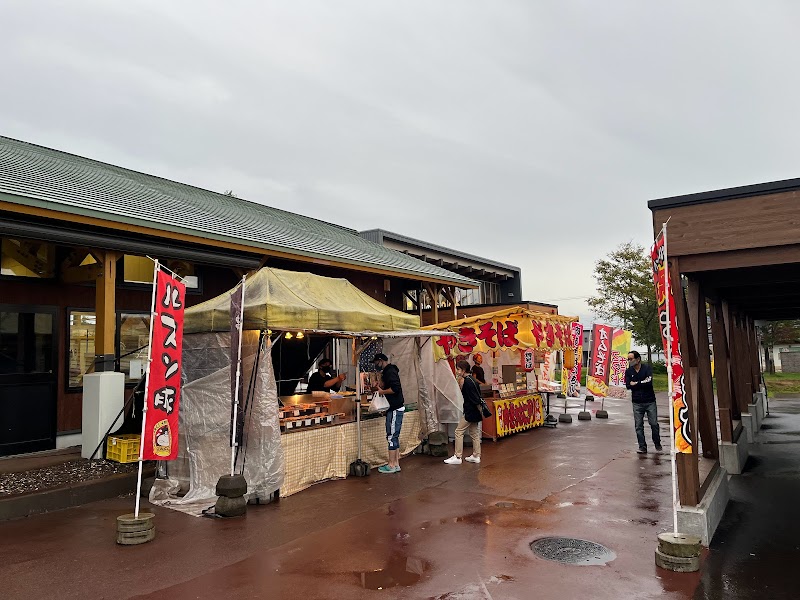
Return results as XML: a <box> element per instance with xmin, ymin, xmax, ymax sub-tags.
<box><xmin>215</xmin><ymin>495</ymin><xmax>247</xmax><ymax>517</ymax></box>
<box><xmin>596</xmin><ymin>410</ymin><xmax>609</xmax><ymax>419</ymax></box>
<box><xmin>558</xmin><ymin>414</ymin><xmax>573</xmax><ymax>423</ymax></box>
<box><xmin>216</xmin><ymin>474</ymin><xmax>248</xmax><ymax>498</ymax></box>
<box><xmin>117</xmin><ymin>513</ymin><xmax>155</xmax><ymax>545</ymax></box>
<box><xmin>578</xmin><ymin>411</ymin><xmax>592</xmax><ymax>421</ymax></box>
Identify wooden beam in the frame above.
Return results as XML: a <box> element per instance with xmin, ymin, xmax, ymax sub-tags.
<box><xmin>722</xmin><ymin>302</ymin><xmax>745</xmax><ymax>418</ymax></box>
<box><xmin>670</xmin><ymin>258</ymin><xmax>701</xmax><ymax>506</ymax></box>
<box><xmin>686</xmin><ymin>278</ymin><xmax>719</xmax><ymax>459</ymax></box>
<box><xmin>95</xmin><ymin>250</ymin><xmax>120</xmax><ymax>372</ymax></box>
<box><xmin>710</xmin><ymin>300</ymin><xmax>735</xmax><ymax>442</ymax></box>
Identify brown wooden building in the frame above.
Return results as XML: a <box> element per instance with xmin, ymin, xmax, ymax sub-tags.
<box><xmin>648</xmin><ymin>178</ymin><xmax>800</xmax><ymax>543</ymax></box>
<box><xmin>0</xmin><ymin>136</ymin><xmax>477</xmax><ymax>456</ymax></box>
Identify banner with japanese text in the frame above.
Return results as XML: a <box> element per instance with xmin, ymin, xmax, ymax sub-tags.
<box><xmin>586</xmin><ymin>324</ymin><xmax>613</xmax><ymax>397</ymax></box>
<box><xmin>494</xmin><ymin>393</ymin><xmax>545</xmax><ymax>437</ymax></box>
<box><xmin>651</xmin><ymin>233</ymin><xmax>692</xmax><ymax>454</ymax></box>
<box><xmin>561</xmin><ymin>323</ymin><xmax>584</xmax><ymax>397</ymax></box>
<box><xmin>143</xmin><ymin>268</ymin><xmax>186</xmax><ymax>460</ymax></box>
<box><xmin>606</xmin><ymin>329</ymin><xmax>633</xmax><ymax>399</ymax></box>
<box><xmin>432</xmin><ymin>315</ymin><xmax>576</xmax><ymax>362</ymax></box>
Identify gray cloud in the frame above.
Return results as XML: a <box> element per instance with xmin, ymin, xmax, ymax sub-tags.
<box><xmin>3</xmin><ymin>0</ymin><xmax>799</xmax><ymax>323</ymax></box>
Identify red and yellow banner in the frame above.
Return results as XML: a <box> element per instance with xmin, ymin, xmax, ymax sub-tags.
<box><xmin>429</xmin><ymin>310</ymin><xmax>577</xmax><ymax>362</ymax></box>
<box><xmin>561</xmin><ymin>323</ymin><xmax>584</xmax><ymax>397</ymax></box>
<box><xmin>586</xmin><ymin>324</ymin><xmax>613</xmax><ymax>397</ymax></box>
<box><xmin>143</xmin><ymin>268</ymin><xmax>186</xmax><ymax>461</ymax></box>
<box><xmin>651</xmin><ymin>234</ymin><xmax>692</xmax><ymax>454</ymax></box>
<box><xmin>494</xmin><ymin>393</ymin><xmax>544</xmax><ymax>437</ymax></box>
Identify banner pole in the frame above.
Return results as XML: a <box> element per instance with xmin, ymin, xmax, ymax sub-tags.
<box><xmin>663</xmin><ymin>222</ymin><xmax>679</xmax><ymax>536</ymax></box>
<box><xmin>134</xmin><ymin>259</ymin><xmax>160</xmax><ymax>519</ymax></box>
<box><xmin>230</xmin><ymin>276</ymin><xmax>247</xmax><ymax>477</ymax></box>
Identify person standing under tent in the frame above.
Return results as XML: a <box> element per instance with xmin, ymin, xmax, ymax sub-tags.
<box><xmin>471</xmin><ymin>353</ymin><xmax>486</xmax><ymax>385</ymax></box>
<box><xmin>372</xmin><ymin>353</ymin><xmax>404</xmax><ymax>474</ymax></box>
<box><xmin>444</xmin><ymin>360</ymin><xmax>483</xmax><ymax>465</ymax></box>
<box><xmin>624</xmin><ymin>350</ymin><xmax>662</xmax><ymax>454</ymax></box>
<box><xmin>307</xmin><ymin>358</ymin><xmax>347</xmax><ymax>393</ymax></box>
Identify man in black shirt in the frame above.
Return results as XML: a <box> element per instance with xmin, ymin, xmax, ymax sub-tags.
<box><xmin>306</xmin><ymin>359</ymin><xmax>346</xmax><ymax>393</ymax></box>
<box><xmin>624</xmin><ymin>350</ymin><xmax>662</xmax><ymax>454</ymax></box>
<box><xmin>372</xmin><ymin>353</ymin><xmax>404</xmax><ymax>474</ymax></box>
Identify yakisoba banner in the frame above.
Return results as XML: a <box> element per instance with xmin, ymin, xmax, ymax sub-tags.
<box><xmin>429</xmin><ymin>311</ymin><xmax>577</xmax><ymax>361</ymax></box>
<box><xmin>651</xmin><ymin>233</ymin><xmax>692</xmax><ymax>454</ymax></box>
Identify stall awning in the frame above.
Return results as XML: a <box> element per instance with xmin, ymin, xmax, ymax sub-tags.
<box><xmin>422</xmin><ymin>306</ymin><xmax>578</xmax><ymax>360</ymax></box>
<box><xmin>184</xmin><ymin>267</ymin><xmax>421</xmax><ymax>334</ymax></box>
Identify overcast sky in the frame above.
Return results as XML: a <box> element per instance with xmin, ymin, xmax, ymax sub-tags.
<box><xmin>3</xmin><ymin>1</ymin><xmax>800</xmax><ymax>322</ymax></box>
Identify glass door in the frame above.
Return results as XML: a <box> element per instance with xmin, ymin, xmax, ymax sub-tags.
<box><xmin>0</xmin><ymin>306</ymin><xmax>58</xmax><ymax>456</ymax></box>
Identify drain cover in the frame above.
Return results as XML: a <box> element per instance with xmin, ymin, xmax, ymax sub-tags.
<box><xmin>530</xmin><ymin>537</ymin><xmax>615</xmax><ymax>565</ymax></box>
<box><xmin>494</xmin><ymin>501</ymin><xmax>517</xmax><ymax>508</ymax></box>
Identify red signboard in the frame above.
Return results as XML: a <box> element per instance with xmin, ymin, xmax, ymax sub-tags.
<box><xmin>142</xmin><ymin>269</ymin><xmax>186</xmax><ymax>460</ymax></box>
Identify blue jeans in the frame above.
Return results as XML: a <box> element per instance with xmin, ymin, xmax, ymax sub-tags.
<box><xmin>385</xmin><ymin>409</ymin><xmax>404</xmax><ymax>450</ymax></box>
<box><xmin>633</xmin><ymin>401</ymin><xmax>661</xmax><ymax>449</ymax></box>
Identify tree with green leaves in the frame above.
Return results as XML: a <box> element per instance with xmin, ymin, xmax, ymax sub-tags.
<box><xmin>588</xmin><ymin>242</ymin><xmax>661</xmax><ymax>362</ymax></box>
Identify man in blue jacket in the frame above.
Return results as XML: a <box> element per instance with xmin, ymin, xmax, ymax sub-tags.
<box><xmin>624</xmin><ymin>350</ymin><xmax>662</xmax><ymax>454</ymax></box>
<box><xmin>372</xmin><ymin>353</ymin><xmax>404</xmax><ymax>474</ymax></box>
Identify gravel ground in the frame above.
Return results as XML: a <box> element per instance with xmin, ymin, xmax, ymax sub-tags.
<box><xmin>0</xmin><ymin>460</ymin><xmax>139</xmax><ymax>497</ymax></box>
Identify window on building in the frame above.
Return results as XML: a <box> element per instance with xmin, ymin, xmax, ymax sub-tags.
<box><xmin>119</xmin><ymin>312</ymin><xmax>150</xmax><ymax>383</ymax></box>
<box><xmin>456</xmin><ymin>287</ymin><xmax>480</xmax><ymax>307</ymax></box>
<box><xmin>123</xmin><ymin>255</ymin><xmax>200</xmax><ymax>289</ymax></box>
<box><xmin>0</xmin><ymin>238</ymin><xmax>55</xmax><ymax>278</ymax></box>
<box><xmin>68</xmin><ymin>311</ymin><xmax>96</xmax><ymax>388</ymax></box>
<box><xmin>480</xmin><ymin>281</ymin><xmax>500</xmax><ymax>304</ymax></box>
<box><xmin>67</xmin><ymin>310</ymin><xmax>152</xmax><ymax>388</ymax></box>
<box><xmin>0</xmin><ymin>311</ymin><xmax>54</xmax><ymax>374</ymax></box>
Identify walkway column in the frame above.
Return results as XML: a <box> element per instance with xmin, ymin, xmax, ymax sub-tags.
<box><xmin>94</xmin><ymin>250</ymin><xmax>119</xmax><ymax>372</ymax></box>
<box><xmin>709</xmin><ymin>301</ymin><xmax>735</xmax><ymax>442</ymax></box>
<box><xmin>670</xmin><ymin>259</ymin><xmax>700</xmax><ymax>506</ymax></box>
<box><xmin>82</xmin><ymin>250</ymin><xmax>124</xmax><ymax>459</ymax></box>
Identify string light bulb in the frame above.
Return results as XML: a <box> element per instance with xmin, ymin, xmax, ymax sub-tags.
<box><xmin>285</xmin><ymin>332</ymin><xmax>293</xmax><ymax>340</ymax></box>
<box><xmin>296</xmin><ymin>331</ymin><xmax>305</xmax><ymax>339</ymax></box>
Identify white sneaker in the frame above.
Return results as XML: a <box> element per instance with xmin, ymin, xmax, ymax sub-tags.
<box><xmin>444</xmin><ymin>455</ymin><xmax>462</xmax><ymax>465</ymax></box>
<box><xmin>465</xmin><ymin>455</ymin><xmax>481</xmax><ymax>464</ymax></box>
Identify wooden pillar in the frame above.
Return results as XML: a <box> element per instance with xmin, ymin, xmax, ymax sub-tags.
<box><xmin>709</xmin><ymin>300</ymin><xmax>735</xmax><ymax>442</ymax></box>
<box><xmin>746</xmin><ymin>318</ymin><xmax>761</xmax><ymax>392</ymax></box>
<box><xmin>723</xmin><ymin>303</ymin><xmax>747</xmax><ymax>417</ymax></box>
<box><xmin>670</xmin><ymin>259</ymin><xmax>701</xmax><ymax>506</ymax></box>
<box><xmin>94</xmin><ymin>250</ymin><xmax>119</xmax><ymax>372</ymax></box>
<box><xmin>686</xmin><ymin>278</ymin><xmax>719</xmax><ymax>459</ymax></box>
<box><xmin>733</xmin><ymin>312</ymin><xmax>754</xmax><ymax>410</ymax></box>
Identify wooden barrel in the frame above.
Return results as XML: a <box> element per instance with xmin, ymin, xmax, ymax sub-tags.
<box><xmin>117</xmin><ymin>513</ymin><xmax>155</xmax><ymax>545</ymax></box>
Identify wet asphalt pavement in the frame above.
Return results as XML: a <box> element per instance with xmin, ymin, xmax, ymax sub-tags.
<box><xmin>693</xmin><ymin>397</ymin><xmax>800</xmax><ymax>600</ymax></box>
<box><xmin>1</xmin><ymin>394</ymin><xmax>795</xmax><ymax>599</ymax></box>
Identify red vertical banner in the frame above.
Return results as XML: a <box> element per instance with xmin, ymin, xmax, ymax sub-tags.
<box><xmin>586</xmin><ymin>324</ymin><xmax>613</xmax><ymax>397</ymax></box>
<box><xmin>651</xmin><ymin>234</ymin><xmax>692</xmax><ymax>454</ymax></box>
<box><xmin>142</xmin><ymin>269</ymin><xmax>186</xmax><ymax>461</ymax></box>
<box><xmin>561</xmin><ymin>323</ymin><xmax>584</xmax><ymax>397</ymax></box>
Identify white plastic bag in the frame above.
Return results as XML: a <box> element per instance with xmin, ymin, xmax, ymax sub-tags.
<box><xmin>369</xmin><ymin>392</ymin><xmax>390</xmax><ymax>413</ymax></box>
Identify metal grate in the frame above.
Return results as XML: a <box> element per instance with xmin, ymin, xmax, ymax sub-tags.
<box><xmin>530</xmin><ymin>537</ymin><xmax>615</xmax><ymax>565</ymax></box>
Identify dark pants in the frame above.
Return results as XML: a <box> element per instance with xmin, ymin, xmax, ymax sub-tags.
<box><xmin>633</xmin><ymin>401</ymin><xmax>661</xmax><ymax>449</ymax></box>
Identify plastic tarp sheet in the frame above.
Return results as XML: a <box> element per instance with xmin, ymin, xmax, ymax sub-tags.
<box><xmin>183</xmin><ymin>267</ymin><xmax>420</xmax><ymax>334</ymax></box>
<box><xmin>382</xmin><ymin>337</ymin><xmax>437</xmax><ymax>437</ymax></box>
<box><xmin>419</xmin><ymin>339</ymin><xmax>464</xmax><ymax>424</ymax></box>
<box><xmin>149</xmin><ymin>331</ymin><xmax>284</xmax><ymax>516</ymax></box>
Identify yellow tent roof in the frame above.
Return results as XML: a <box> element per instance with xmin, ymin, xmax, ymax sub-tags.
<box><xmin>184</xmin><ymin>267</ymin><xmax>420</xmax><ymax>334</ymax></box>
<box><xmin>422</xmin><ymin>306</ymin><xmax>577</xmax><ymax>331</ymax></box>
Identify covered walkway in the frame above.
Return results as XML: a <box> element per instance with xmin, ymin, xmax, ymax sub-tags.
<box><xmin>694</xmin><ymin>396</ymin><xmax>800</xmax><ymax>600</ymax></box>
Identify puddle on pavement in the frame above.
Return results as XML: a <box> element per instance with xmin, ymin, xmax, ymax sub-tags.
<box><xmin>359</xmin><ymin>556</ymin><xmax>429</xmax><ymax>590</ymax></box>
